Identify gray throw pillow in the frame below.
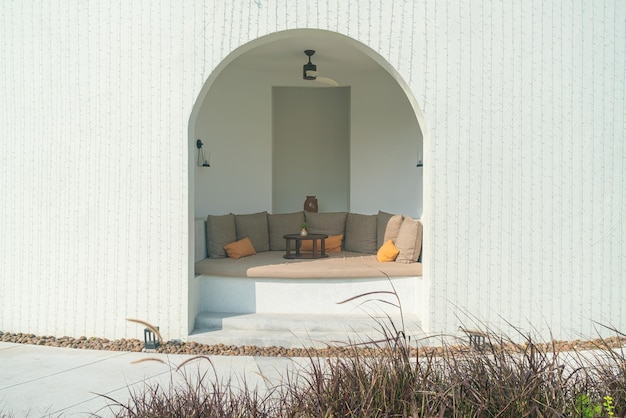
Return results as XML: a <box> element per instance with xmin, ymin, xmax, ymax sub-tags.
<box><xmin>345</xmin><ymin>213</ymin><xmax>378</xmax><ymax>254</ymax></box>
<box><xmin>268</xmin><ymin>211</ymin><xmax>305</xmax><ymax>251</ymax></box>
<box><xmin>376</xmin><ymin>211</ymin><xmax>394</xmax><ymax>248</ymax></box>
<box><xmin>304</xmin><ymin>211</ymin><xmax>348</xmax><ymax>236</ymax></box>
<box><xmin>206</xmin><ymin>213</ymin><xmax>236</xmax><ymax>259</ymax></box>
<box><xmin>234</xmin><ymin>211</ymin><xmax>270</xmax><ymax>252</ymax></box>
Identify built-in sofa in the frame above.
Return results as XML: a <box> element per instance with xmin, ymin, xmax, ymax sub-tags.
<box><xmin>192</xmin><ymin>210</ymin><xmax>425</xmax><ymax>320</ymax></box>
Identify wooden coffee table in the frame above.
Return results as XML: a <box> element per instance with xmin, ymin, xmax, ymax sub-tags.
<box><xmin>283</xmin><ymin>233</ymin><xmax>329</xmax><ymax>259</ymax></box>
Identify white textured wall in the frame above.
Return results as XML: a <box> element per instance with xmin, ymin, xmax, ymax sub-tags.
<box><xmin>0</xmin><ymin>2</ymin><xmax>209</xmax><ymax>340</ymax></box>
<box><xmin>421</xmin><ymin>1</ymin><xmax>625</xmax><ymax>340</ymax></box>
<box><xmin>1</xmin><ymin>1</ymin><xmax>624</xmax><ymax>341</ymax></box>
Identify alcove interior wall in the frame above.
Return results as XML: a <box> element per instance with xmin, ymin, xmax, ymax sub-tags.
<box><xmin>193</xmin><ymin>36</ymin><xmax>423</xmax><ymax>220</ymax></box>
<box><xmin>272</xmin><ymin>86</ymin><xmax>350</xmax><ymax>213</ymax></box>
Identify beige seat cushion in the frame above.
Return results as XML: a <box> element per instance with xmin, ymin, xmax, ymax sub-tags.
<box><xmin>195</xmin><ymin>250</ymin><xmax>422</xmax><ymax>278</ymax></box>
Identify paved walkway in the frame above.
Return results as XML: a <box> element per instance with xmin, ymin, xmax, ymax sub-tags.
<box><xmin>0</xmin><ymin>342</ymin><xmax>305</xmax><ymax>417</ymax></box>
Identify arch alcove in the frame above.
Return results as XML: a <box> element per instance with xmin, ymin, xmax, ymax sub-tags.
<box><xmin>187</xmin><ymin>29</ymin><xmax>428</xmax><ymax>332</ymax></box>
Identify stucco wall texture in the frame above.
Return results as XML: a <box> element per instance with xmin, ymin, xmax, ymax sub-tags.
<box><xmin>1</xmin><ymin>1</ymin><xmax>624</xmax><ymax>341</ymax></box>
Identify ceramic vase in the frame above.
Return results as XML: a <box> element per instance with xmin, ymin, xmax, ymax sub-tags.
<box><xmin>304</xmin><ymin>196</ymin><xmax>318</xmax><ymax>212</ymax></box>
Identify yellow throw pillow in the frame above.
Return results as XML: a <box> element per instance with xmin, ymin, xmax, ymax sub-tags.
<box><xmin>377</xmin><ymin>239</ymin><xmax>400</xmax><ymax>262</ymax></box>
<box><xmin>224</xmin><ymin>237</ymin><xmax>257</xmax><ymax>259</ymax></box>
<box><xmin>300</xmin><ymin>234</ymin><xmax>343</xmax><ymax>253</ymax></box>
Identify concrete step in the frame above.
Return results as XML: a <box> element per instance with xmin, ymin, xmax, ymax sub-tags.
<box><xmin>189</xmin><ymin>312</ymin><xmax>425</xmax><ymax>349</ymax></box>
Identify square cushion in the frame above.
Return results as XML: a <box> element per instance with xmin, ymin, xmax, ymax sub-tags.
<box><xmin>384</xmin><ymin>214</ymin><xmax>403</xmax><ymax>243</ymax></box>
<box><xmin>376</xmin><ymin>211</ymin><xmax>393</xmax><ymax>248</ymax></box>
<box><xmin>300</xmin><ymin>234</ymin><xmax>343</xmax><ymax>253</ymax></box>
<box><xmin>395</xmin><ymin>217</ymin><xmax>423</xmax><ymax>263</ymax></box>
<box><xmin>268</xmin><ymin>211</ymin><xmax>305</xmax><ymax>251</ymax></box>
<box><xmin>344</xmin><ymin>213</ymin><xmax>378</xmax><ymax>254</ymax></box>
<box><xmin>206</xmin><ymin>214</ymin><xmax>236</xmax><ymax>259</ymax></box>
<box><xmin>377</xmin><ymin>211</ymin><xmax>403</xmax><ymax>248</ymax></box>
<box><xmin>377</xmin><ymin>239</ymin><xmax>400</xmax><ymax>262</ymax></box>
<box><xmin>304</xmin><ymin>212</ymin><xmax>347</xmax><ymax>236</ymax></box>
<box><xmin>224</xmin><ymin>237</ymin><xmax>256</xmax><ymax>259</ymax></box>
<box><xmin>234</xmin><ymin>211</ymin><xmax>270</xmax><ymax>253</ymax></box>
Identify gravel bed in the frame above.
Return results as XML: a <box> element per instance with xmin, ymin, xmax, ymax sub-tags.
<box><xmin>1</xmin><ymin>330</ymin><xmax>624</xmax><ymax>358</ymax></box>
<box><xmin>0</xmin><ymin>330</ymin><xmax>388</xmax><ymax>357</ymax></box>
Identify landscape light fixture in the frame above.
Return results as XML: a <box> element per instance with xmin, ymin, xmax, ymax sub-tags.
<box><xmin>144</xmin><ymin>327</ymin><xmax>160</xmax><ymax>350</ymax></box>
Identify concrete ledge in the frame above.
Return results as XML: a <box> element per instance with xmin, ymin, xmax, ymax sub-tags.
<box><xmin>196</xmin><ymin>275</ymin><xmax>424</xmax><ymax>316</ymax></box>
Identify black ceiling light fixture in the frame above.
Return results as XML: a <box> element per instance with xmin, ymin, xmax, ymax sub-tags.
<box><xmin>302</xmin><ymin>50</ymin><xmax>339</xmax><ymax>86</ymax></box>
<box><xmin>303</xmin><ymin>50</ymin><xmax>317</xmax><ymax>80</ymax></box>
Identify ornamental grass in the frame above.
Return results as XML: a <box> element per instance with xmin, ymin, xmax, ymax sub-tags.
<box><xmin>101</xmin><ymin>292</ymin><xmax>626</xmax><ymax>417</ymax></box>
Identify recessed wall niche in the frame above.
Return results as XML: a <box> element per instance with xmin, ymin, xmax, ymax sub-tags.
<box><xmin>272</xmin><ymin>86</ymin><xmax>350</xmax><ymax>213</ymax></box>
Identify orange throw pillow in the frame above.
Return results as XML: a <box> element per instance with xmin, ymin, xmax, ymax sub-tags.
<box><xmin>224</xmin><ymin>237</ymin><xmax>257</xmax><ymax>259</ymax></box>
<box><xmin>300</xmin><ymin>234</ymin><xmax>343</xmax><ymax>253</ymax></box>
<box><xmin>324</xmin><ymin>234</ymin><xmax>343</xmax><ymax>252</ymax></box>
<box><xmin>377</xmin><ymin>239</ymin><xmax>400</xmax><ymax>262</ymax></box>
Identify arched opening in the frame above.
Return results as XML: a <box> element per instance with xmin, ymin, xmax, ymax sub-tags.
<box><xmin>187</xmin><ymin>29</ymin><xmax>429</xmax><ymax>333</ymax></box>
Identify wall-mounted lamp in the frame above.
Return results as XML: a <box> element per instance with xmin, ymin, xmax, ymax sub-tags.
<box><xmin>196</xmin><ymin>139</ymin><xmax>210</xmax><ymax>167</ymax></box>
<box><xmin>416</xmin><ymin>144</ymin><xmax>423</xmax><ymax>167</ymax></box>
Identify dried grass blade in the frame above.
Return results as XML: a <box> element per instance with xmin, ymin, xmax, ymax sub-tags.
<box><xmin>336</xmin><ymin>291</ymin><xmax>396</xmax><ymax>304</ymax></box>
<box><xmin>131</xmin><ymin>357</ymin><xmax>167</xmax><ymax>365</ymax></box>
<box><xmin>176</xmin><ymin>355</ymin><xmax>214</xmax><ymax>371</ymax></box>
<box><xmin>125</xmin><ymin>318</ymin><xmax>163</xmax><ymax>343</ymax></box>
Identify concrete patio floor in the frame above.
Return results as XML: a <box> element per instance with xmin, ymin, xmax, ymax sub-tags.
<box><xmin>0</xmin><ymin>341</ymin><xmax>305</xmax><ymax>417</ymax></box>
